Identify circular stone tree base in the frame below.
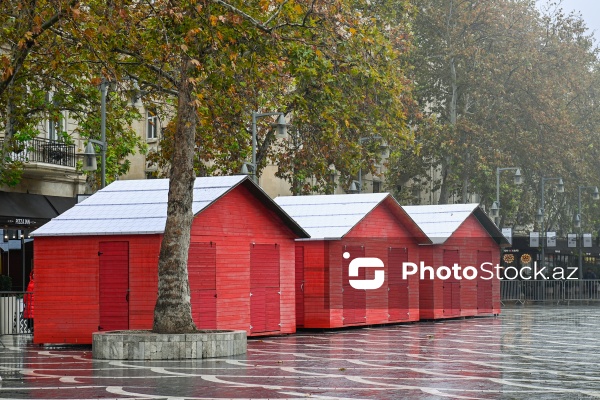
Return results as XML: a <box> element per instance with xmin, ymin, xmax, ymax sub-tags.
<box><xmin>92</xmin><ymin>330</ymin><xmax>247</xmax><ymax>360</ymax></box>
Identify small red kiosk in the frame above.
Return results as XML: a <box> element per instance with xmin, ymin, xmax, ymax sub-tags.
<box><xmin>402</xmin><ymin>204</ymin><xmax>508</xmax><ymax>320</ymax></box>
<box><xmin>275</xmin><ymin>193</ymin><xmax>430</xmax><ymax>329</ymax></box>
<box><xmin>32</xmin><ymin>176</ymin><xmax>308</xmax><ymax>344</ymax></box>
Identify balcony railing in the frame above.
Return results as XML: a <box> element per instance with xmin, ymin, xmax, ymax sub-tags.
<box><xmin>0</xmin><ymin>137</ymin><xmax>75</xmax><ymax>168</ymax></box>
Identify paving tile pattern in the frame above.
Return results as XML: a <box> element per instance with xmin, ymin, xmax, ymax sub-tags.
<box><xmin>1</xmin><ymin>306</ymin><xmax>600</xmax><ymax>399</ymax></box>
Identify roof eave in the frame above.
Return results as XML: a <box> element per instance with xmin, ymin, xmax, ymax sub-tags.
<box><xmin>472</xmin><ymin>207</ymin><xmax>511</xmax><ymax>246</ymax></box>
<box><xmin>239</xmin><ymin>178</ymin><xmax>310</xmax><ymax>238</ymax></box>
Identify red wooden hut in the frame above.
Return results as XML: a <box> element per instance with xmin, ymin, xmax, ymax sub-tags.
<box><xmin>402</xmin><ymin>204</ymin><xmax>508</xmax><ymax>320</ymax></box>
<box><xmin>31</xmin><ymin>176</ymin><xmax>308</xmax><ymax>344</ymax></box>
<box><xmin>275</xmin><ymin>193</ymin><xmax>430</xmax><ymax>329</ymax></box>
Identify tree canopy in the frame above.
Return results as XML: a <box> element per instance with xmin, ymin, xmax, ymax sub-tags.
<box><xmin>388</xmin><ymin>0</ymin><xmax>600</xmax><ymax>235</ymax></box>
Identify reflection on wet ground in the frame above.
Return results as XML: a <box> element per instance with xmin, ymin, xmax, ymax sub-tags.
<box><xmin>1</xmin><ymin>306</ymin><xmax>599</xmax><ymax>399</ymax></box>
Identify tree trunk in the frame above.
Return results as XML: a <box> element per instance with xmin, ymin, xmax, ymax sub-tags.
<box><xmin>152</xmin><ymin>56</ymin><xmax>197</xmax><ymax>334</ymax></box>
<box><xmin>437</xmin><ymin>57</ymin><xmax>458</xmax><ymax>205</ymax></box>
<box><xmin>437</xmin><ymin>157</ymin><xmax>451</xmax><ymax>204</ymax></box>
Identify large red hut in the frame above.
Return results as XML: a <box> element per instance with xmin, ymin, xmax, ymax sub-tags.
<box><xmin>275</xmin><ymin>193</ymin><xmax>430</xmax><ymax>329</ymax></box>
<box><xmin>402</xmin><ymin>204</ymin><xmax>508</xmax><ymax>320</ymax></box>
<box><xmin>32</xmin><ymin>176</ymin><xmax>308</xmax><ymax>344</ymax></box>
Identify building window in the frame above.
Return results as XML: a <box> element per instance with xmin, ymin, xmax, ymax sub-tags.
<box><xmin>147</xmin><ymin>109</ymin><xmax>159</xmax><ymax>140</ymax></box>
<box><xmin>46</xmin><ymin>92</ymin><xmax>66</xmax><ymax>141</ymax></box>
<box><xmin>47</xmin><ymin>112</ymin><xmax>66</xmax><ymax>141</ymax></box>
<box><xmin>373</xmin><ymin>181</ymin><xmax>381</xmax><ymax>193</ymax></box>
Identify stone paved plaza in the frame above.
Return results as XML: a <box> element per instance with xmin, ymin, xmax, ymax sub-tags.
<box><xmin>1</xmin><ymin>306</ymin><xmax>600</xmax><ymax>399</ymax></box>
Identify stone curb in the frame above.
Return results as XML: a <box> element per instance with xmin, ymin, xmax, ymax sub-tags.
<box><xmin>92</xmin><ymin>330</ymin><xmax>247</xmax><ymax>360</ymax></box>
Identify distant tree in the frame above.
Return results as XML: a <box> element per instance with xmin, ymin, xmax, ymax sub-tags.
<box><xmin>396</xmin><ymin>0</ymin><xmax>600</xmax><ymax>233</ymax></box>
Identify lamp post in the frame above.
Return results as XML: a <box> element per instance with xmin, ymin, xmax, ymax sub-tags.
<box><xmin>490</xmin><ymin>167</ymin><xmax>522</xmax><ymax>225</ymax></box>
<box><xmin>358</xmin><ymin>135</ymin><xmax>383</xmax><ymax>193</ymax></box>
<box><xmin>575</xmin><ymin>185</ymin><xmax>599</xmax><ymax>279</ymax></box>
<box><xmin>535</xmin><ymin>177</ymin><xmax>564</xmax><ymax>270</ymax></box>
<box><xmin>82</xmin><ymin>80</ymin><xmax>108</xmax><ymax>189</ymax></box>
<box><xmin>244</xmin><ymin>111</ymin><xmax>287</xmax><ymax>183</ymax></box>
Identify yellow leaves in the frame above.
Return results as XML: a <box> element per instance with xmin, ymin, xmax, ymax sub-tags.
<box><xmin>349</xmin><ymin>28</ymin><xmax>357</xmax><ymax>36</ymax></box>
<box><xmin>2</xmin><ymin>66</ymin><xmax>14</xmax><ymax>81</ymax></box>
<box><xmin>293</xmin><ymin>4</ymin><xmax>304</xmax><ymax>15</ymax></box>
<box><xmin>17</xmin><ymin>31</ymin><xmax>33</xmax><ymax>49</ymax></box>
<box><xmin>209</xmin><ymin>15</ymin><xmax>218</xmax><ymax>26</ymax></box>
<box><xmin>83</xmin><ymin>28</ymin><xmax>95</xmax><ymax>39</ymax></box>
<box><xmin>32</xmin><ymin>16</ymin><xmax>42</xmax><ymax>34</ymax></box>
<box><xmin>71</xmin><ymin>6</ymin><xmax>81</xmax><ymax>19</ymax></box>
<box><xmin>259</xmin><ymin>0</ymin><xmax>270</xmax><ymax>12</ymax></box>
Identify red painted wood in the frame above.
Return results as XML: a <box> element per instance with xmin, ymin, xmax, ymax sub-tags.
<box><xmin>442</xmin><ymin>249</ymin><xmax>460</xmax><ymax>317</ymax></box>
<box><xmin>250</xmin><ymin>244</ymin><xmax>281</xmax><ymax>333</ymax></box>
<box><xmin>342</xmin><ymin>246</ymin><xmax>366</xmax><ymax>325</ymax></box>
<box><xmin>34</xmin><ymin>182</ymin><xmax>299</xmax><ymax>344</ymax></box>
<box><xmin>99</xmin><ymin>241</ymin><xmax>129</xmax><ymax>332</ymax></box>
<box><xmin>388</xmin><ymin>247</ymin><xmax>409</xmax><ymax>321</ymax></box>
<box><xmin>295</xmin><ymin>246</ymin><xmax>305</xmax><ymax>327</ymax></box>
<box><xmin>188</xmin><ymin>242</ymin><xmax>217</xmax><ymax>329</ymax></box>
<box><xmin>299</xmin><ymin>201</ymin><xmax>421</xmax><ymax>329</ymax></box>
<box><xmin>477</xmin><ymin>250</ymin><xmax>494</xmax><ymax>314</ymax></box>
<box><xmin>419</xmin><ymin>214</ymin><xmax>502</xmax><ymax>321</ymax></box>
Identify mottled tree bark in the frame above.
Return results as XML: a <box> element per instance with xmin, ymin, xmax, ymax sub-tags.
<box><xmin>152</xmin><ymin>56</ymin><xmax>197</xmax><ymax>333</ymax></box>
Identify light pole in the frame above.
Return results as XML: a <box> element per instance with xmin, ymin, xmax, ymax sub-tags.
<box><xmin>82</xmin><ymin>80</ymin><xmax>108</xmax><ymax>189</ymax></box>
<box><xmin>243</xmin><ymin>111</ymin><xmax>287</xmax><ymax>183</ymax></box>
<box><xmin>574</xmin><ymin>185</ymin><xmax>599</xmax><ymax>279</ymax></box>
<box><xmin>490</xmin><ymin>167</ymin><xmax>522</xmax><ymax>225</ymax></box>
<box><xmin>358</xmin><ymin>135</ymin><xmax>383</xmax><ymax>193</ymax></box>
<box><xmin>535</xmin><ymin>177</ymin><xmax>564</xmax><ymax>270</ymax></box>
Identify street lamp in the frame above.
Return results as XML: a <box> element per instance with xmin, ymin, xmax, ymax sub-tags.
<box><xmin>493</xmin><ymin>167</ymin><xmax>522</xmax><ymax>225</ymax></box>
<box><xmin>358</xmin><ymin>135</ymin><xmax>383</xmax><ymax>193</ymax></box>
<box><xmin>81</xmin><ymin>80</ymin><xmax>108</xmax><ymax>189</ymax></box>
<box><xmin>576</xmin><ymin>185</ymin><xmax>599</xmax><ymax>279</ymax></box>
<box><xmin>537</xmin><ymin>177</ymin><xmax>564</xmax><ymax>270</ymax></box>
<box><xmin>243</xmin><ymin>111</ymin><xmax>287</xmax><ymax>183</ymax></box>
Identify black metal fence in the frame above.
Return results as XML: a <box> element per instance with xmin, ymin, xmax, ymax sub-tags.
<box><xmin>0</xmin><ymin>291</ymin><xmax>33</xmax><ymax>335</ymax></box>
<box><xmin>0</xmin><ymin>137</ymin><xmax>75</xmax><ymax>168</ymax></box>
<box><xmin>501</xmin><ymin>280</ymin><xmax>600</xmax><ymax>304</ymax></box>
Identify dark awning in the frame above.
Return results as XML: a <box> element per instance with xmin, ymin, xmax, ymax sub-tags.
<box><xmin>0</xmin><ymin>192</ymin><xmax>77</xmax><ymax>229</ymax></box>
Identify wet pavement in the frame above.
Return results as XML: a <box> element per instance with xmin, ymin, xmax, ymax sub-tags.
<box><xmin>1</xmin><ymin>306</ymin><xmax>600</xmax><ymax>399</ymax></box>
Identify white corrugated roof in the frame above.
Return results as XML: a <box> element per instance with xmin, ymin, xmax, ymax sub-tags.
<box><xmin>402</xmin><ymin>204</ymin><xmax>480</xmax><ymax>244</ymax></box>
<box><xmin>32</xmin><ymin>176</ymin><xmax>246</xmax><ymax>237</ymax></box>
<box><xmin>274</xmin><ymin>193</ymin><xmax>389</xmax><ymax>239</ymax></box>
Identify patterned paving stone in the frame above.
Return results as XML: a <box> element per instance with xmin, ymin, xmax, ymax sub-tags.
<box><xmin>1</xmin><ymin>306</ymin><xmax>600</xmax><ymax>399</ymax></box>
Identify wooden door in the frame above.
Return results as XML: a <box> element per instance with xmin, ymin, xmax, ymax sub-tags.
<box><xmin>388</xmin><ymin>247</ymin><xmax>409</xmax><ymax>321</ymax></box>
<box><xmin>477</xmin><ymin>250</ymin><xmax>493</xmax><ymax>313</ymax></box>
<box><xmin>342</xmin><ymin>246</ymin><xmax>366</xmax><ymax>325</ymax></box>
<box><xmin>99</xmin><ymin>241</ymin><xmax>129</xmax><ymax>331</ymax></box>
<box><xmin>295</xmin><ymin>246</ymin><xmax>305</xmax><ymax>327</ymax></box>
<box><xmin>442</xmin><ymin>250</ymin><xmax>461</xmax><ymax>317</ymax></box>
<box><xmin>188</xmin><ymin>242</ymin><xmax>217</xmax><ymax>329</ymax></box>
<box><xmin>250</xmin><ymin>244</ymin><xmax>280</xmax><ymax>333</ymax></box>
